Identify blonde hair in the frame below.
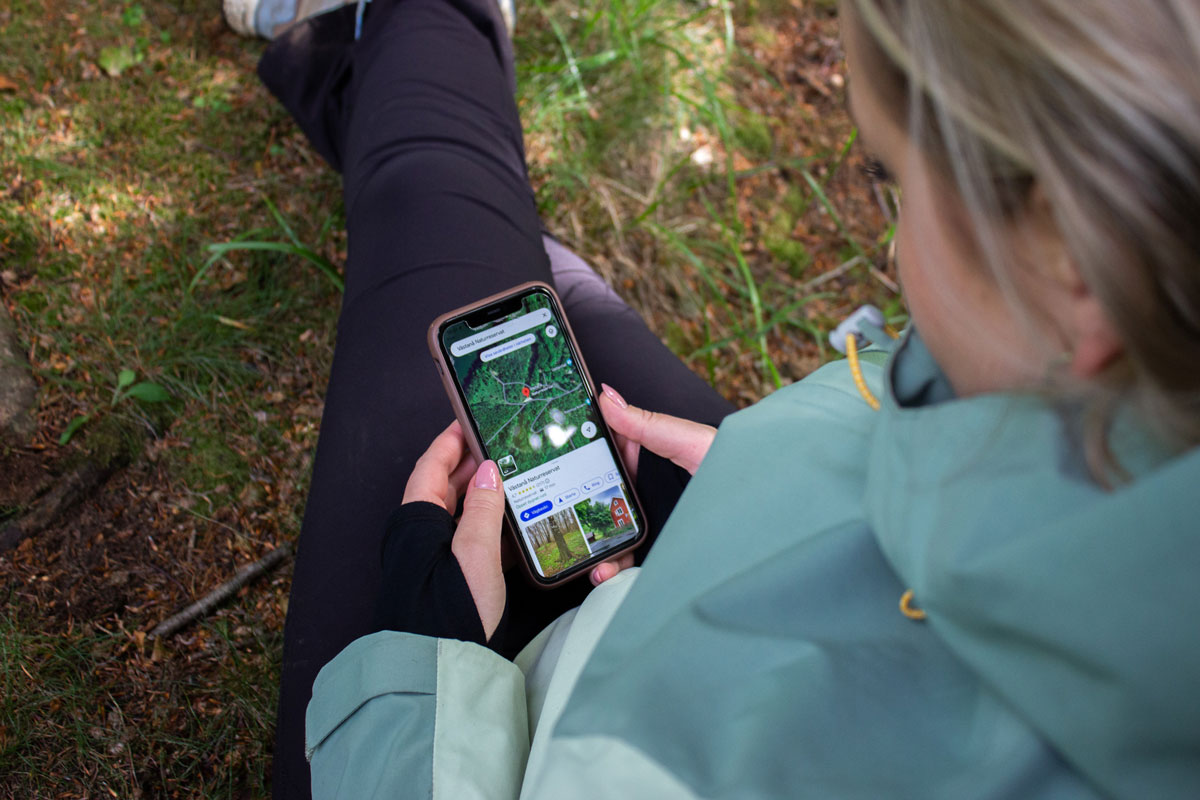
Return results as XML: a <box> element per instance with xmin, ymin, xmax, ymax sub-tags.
<box><xmin>849</xmin><ymin>0</ymin><xmax>1200</xmax><ymax>471</ymax></box>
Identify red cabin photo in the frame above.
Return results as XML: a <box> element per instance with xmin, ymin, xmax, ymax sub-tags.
<box><xmin>610</xmin><ymin>496</ymin><xmax>630</xmax><ymax>529</ymax></box>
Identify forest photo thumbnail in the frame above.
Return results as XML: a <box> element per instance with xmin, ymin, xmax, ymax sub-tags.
<box><xmin>522</xmin><ymin>506</ymin><xmax>589</xmax><ymax>577</ymax></box>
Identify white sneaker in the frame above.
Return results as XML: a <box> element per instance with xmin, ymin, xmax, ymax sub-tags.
<box><xmin>224</xmin><ymin>0</ymin><xmax>360</xmax><ymax>39</ymax></box>
<box><xmin>224</xmin><ymin>0</ymin><xmax>513</xmax><ymax>39</ymax></box>
<box><xmin>223</xmin><ymin>0</ymin><xmax>262</xmax><ymax>36</ymax></box>
<box><xmin>497</xmin><ymin>0</ymin><xmax>514</xmax><ymax>36</ymax></box>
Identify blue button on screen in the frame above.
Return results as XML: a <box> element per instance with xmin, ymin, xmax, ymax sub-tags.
<box><xmin>520</xmin><ymin>501</ymin><xmax>553</xmax><ymax>522</ymax></box>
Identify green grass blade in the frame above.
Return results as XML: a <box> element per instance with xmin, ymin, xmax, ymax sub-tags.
<box><xmin>192</xmin><ymin>242</ymin><xmax>344</xmax><ymax>293</ymax></box>
<box><xmin>801</xmin><ymin>168</ymin><xmax>868</xmax><ymax>263</ymax></box>
<box><xmin>261</xmin><ymin>195</ymin><xmax>302</xmax><ymax>249</ymax></box>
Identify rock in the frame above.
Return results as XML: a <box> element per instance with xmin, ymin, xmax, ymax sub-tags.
<box><xmin>0</xmin><ymin>302</ymin><xmax>37</xmax><ymax>441</ymax></box>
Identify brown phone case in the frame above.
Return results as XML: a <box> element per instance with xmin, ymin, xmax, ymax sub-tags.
<box><xmin>427</xmin><ymin>281</ymin><xmax>648</xmax><ymax>588</ymax></box>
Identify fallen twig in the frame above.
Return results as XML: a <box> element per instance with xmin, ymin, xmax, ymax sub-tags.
<box><xmin>149</xmin><ymin>542</ymin><xmax>294</xmax><ymax>639</ymax></box>
<box><xmin>798</xmin><ymin>255</ymin><xmax>863</xmax><ymax>293</ymax></box>
<box><xmin>869</xmin><ymin>264</ymin><xmax>900</xmax><ymax>294</ymax></box>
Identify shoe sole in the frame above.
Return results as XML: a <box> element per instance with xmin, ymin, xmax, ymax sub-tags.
<box><xmin>224</xmin><ymin>0</ymin><xmax>259</xmax><ymax>37</ymax></box>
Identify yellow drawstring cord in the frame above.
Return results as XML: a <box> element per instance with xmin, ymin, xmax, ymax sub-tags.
<box><xmin>844</xmin><ymin>334</ymin><xmax>881</xmax><ymax>411</ymax></box>
<box><xmin>842</xmin><ymin>320</ymin><xmax>923</xmax><ymax>621</ymax></box>
<box><xmin>899</xmin><ymin>589</ymin><xmax>927</xmax><ymax>620</ymax></box>
<box><xmin>844</xmin><ymin>323</ymin><xmax>901</xmax><ymax>411</ymax></box>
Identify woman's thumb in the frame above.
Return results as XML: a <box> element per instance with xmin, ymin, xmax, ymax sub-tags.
<box><xmin>598</xmin><ymin>383</ymin><xmax>646</xmax><ymax>440</ymax></box>
<box><xmin>598</xmin><ymin>383</ymin><xmax>716</xmax><ymax>475</ymax></box>
<box><xmin>458</xmin><ymin>460</ymin><xmax>505</xmax><ymax>541</ymax></box>
<box><xmin>453</xmin><ymin>460</ymin><xmax>507</xmax><ymax>640</ymax></box>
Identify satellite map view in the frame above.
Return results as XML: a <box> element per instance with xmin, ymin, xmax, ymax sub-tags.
<box><xmin>447</xmin><ymin>294</ymin><xmax>597</xmax><ymax>475</ymax></box>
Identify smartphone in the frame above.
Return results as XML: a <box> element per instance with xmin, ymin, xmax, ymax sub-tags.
<box><xmin>429</xmin><ymin>282</ymin><xmax>648</xmax><ymax>587</ymax></box>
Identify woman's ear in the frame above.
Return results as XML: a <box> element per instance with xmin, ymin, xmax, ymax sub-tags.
<box><xmin>1067</xmin><ymin>282</ymin><xmax>1124</xmax><ymax>377</ymax></box>
<box><xmin>1022</xmin><ymin>183</ymin><xmax>1124</xmax><ymax>378</ymax></box>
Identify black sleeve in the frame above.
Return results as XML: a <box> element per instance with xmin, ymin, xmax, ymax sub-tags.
<box><xmin>373</xmin><ymin>501</ymin><xmax>509</xmax><ymax>648</ymax></box>
<box><xmin>373</xmin><ymin>450</ymin><xmax>691</xmax><ymax>653</ymax></box>
<box><xmin>630</xmin><ymin>448</ymin><xmax>694</xmax><ymax>563</ymax></box>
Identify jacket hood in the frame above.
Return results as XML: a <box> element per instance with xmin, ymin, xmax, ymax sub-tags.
<box><xmin>865</xmin><ymin>331</ymin><xmax>1200</xmax><ymax>800</ymax></box>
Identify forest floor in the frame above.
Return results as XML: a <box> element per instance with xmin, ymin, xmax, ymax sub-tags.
<box><xmin>0</xmin><ymin>0</ymin><xmax>897</xmax><ymax>796</ymax></box>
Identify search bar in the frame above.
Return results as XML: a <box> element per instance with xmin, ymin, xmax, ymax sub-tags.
<box><xmin>450</xmin><ymin>308</ymin><xmax>551</xmax><ymax>356</ymax></box>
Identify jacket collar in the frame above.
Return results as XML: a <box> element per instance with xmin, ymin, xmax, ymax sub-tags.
<box><xmin>864</xmin><ymin>329</ymin><xmax>1200</xmax><ymax>798</ymax></box>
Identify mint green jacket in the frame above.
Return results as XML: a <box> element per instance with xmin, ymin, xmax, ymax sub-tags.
<box><xmin>306</xmin><ymin>331</ymin><xmax>1200</xmax><ymax>799</ymax></box>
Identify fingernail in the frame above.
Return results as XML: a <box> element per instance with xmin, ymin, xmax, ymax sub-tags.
<box><xmin>601</xmin><ymin>383</ymin><xmax>627</xmax><ymax>409</ymax></box>
<box><xmin>475</xmin><ymin>461</ymin><xmax>499</xmax><ymax>490</ymax></box>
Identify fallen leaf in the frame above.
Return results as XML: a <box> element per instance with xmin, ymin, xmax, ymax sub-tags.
<box><xmin>124</xmin><ymin>381</ymin><xmax>171</xmax><ymax>403</ymax></box>
<box><xmin>0</xmin><ymin>75</ymin><xmax>17</xmax><ymax>92</ymax></box>
<box><xmin>97</xmin><ymin>46</ymin><xmax>143</xmax><ymax>78</ymax></box>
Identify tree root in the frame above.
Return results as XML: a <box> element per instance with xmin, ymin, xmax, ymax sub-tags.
<box><xmin>0</xmin><ymin>457</ymin><xmax>126</xmax><ymax>554</ymax></box>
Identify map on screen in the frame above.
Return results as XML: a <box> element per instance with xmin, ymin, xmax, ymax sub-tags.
<box><xmin>446</xmin><ymin>293</ymin><xmax>594</xmax><ymax>474</ymax></box>
<box><xmin>442</xmin><ymin>290</ymin><xmax>639</xmax><ymax>578</ymax></box>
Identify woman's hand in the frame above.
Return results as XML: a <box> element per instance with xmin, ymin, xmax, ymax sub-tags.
<box><xmin>404</xmin><ymin>386</ymin><xmax>717</xmax><ymax>606</ymax></box>
<box><xmin>597</xmin><ymin>383</ymin><xmax>717</xmax><ymax>481</ymax></box>
<box><xmin>590</xmin><ymin>383</ymin><xmax>717</xmax><ymax>585</ymax></box>
<box><xmin>403</xmin><ymin>421</ymin><xmax>507</xmax><ymax>640</ymax></box>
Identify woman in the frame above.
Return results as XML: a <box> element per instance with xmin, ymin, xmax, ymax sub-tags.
<box><xmin>235</xmin><ymin>0</ymin><xmax>1200</xmax><ymax>797</ymax></box>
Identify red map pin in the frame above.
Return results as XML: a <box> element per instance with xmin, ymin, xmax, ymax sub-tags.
<box><xmin>521</xmin><ymin>386</ymin><xmax>530</xmax><ymax>397</ymax></box>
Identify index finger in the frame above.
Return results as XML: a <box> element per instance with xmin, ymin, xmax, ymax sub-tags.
<box><xmin>403</xmin><ymin>420</ymin><xmax>469</xmax><ymax>506</ymax></box>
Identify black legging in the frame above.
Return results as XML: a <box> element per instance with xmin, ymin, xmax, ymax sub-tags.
<box><xmin>258</xmin><ymin>1</ymin><xmax>734</xmax><ymax>797</ymax></box>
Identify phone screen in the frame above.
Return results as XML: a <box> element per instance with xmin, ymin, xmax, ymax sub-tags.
<box><xmin>439</xmin><ymin>289</ymin><xmax>643</xmax><ymax>580</ymax></box>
